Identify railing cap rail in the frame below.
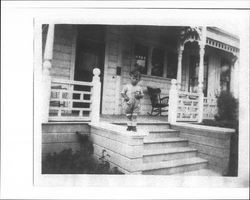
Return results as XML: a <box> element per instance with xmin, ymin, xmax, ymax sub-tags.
<box><xmin>51</xmin><ymin>78</ymin><xmax>93</xmax><ymax>86</ymax></box>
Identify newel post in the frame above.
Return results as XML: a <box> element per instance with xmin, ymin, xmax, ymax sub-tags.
<box><xmin>42</xmin><ymin>24</ymin><xmax>55</xmax><ymax>123</ymax></box>
<box><xmin>168</xmin><ymin>79</ymin><xmax>178</xmax><ymax>123</ymax></box>
<box><xmin>91</xmin><ymin>68</ymin><xmax>101</xmax><ymax>123</ymax></box>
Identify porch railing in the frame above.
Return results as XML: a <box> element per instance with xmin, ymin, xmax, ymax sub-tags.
<box><xmin>168</xmin><ymin>79</ymin><xmax>218</xmax><ymax>123</ymax></box>
<box><xmin>49</xmin><ymin>79</ymin><xmax>93</xmax><ymax>121</ymax></box>
<box><xmin>203</xmin><ymin>97</ymin><xmax>217</xmax><ymax>120</ymax></box>
<box><xmin>48</xmin><ymin>68</ymin><xmax>101</xmax><ymax>122</ymax></box>
<box><xmin>177</xmin><ymin>91</ymin><xmax>199</xmax><ymax>122</ymax></box>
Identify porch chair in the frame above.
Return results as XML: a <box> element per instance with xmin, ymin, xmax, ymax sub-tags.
<box><xmin>147</xmin><ymin>86</ymin><xmax>169</xmax><ymax>116</ymax></box>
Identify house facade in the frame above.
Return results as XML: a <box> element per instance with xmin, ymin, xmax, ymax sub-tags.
<box><xmin>41</xmin><ymin>24</ymin><xmax>239</xmax><ymax>175</ymax></box>
<box><xmin>42</xmin><ymin>24</ymin><xmax>239</xmax><ymax>122</ymax></box>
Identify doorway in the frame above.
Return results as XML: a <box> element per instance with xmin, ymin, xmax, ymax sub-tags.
<box><xmin>189</xmin><ymin>55</ymin><xmax>208</xmax><ymax>96</ymax></box>
<box><xmin>74</xmin><ymin>25</ymin><xmax>106</xmax><ymax>114</ymax></box>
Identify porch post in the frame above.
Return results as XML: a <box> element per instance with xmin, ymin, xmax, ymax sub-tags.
<box><xmin>177</xmin><ymin>44</ymin><xmax>184</xmax><ymax>90</ymax></box>
<box><xmin>42</xmin><ymin>24</ymin><xmax>55</xmax><ymax>123</ymax></box>
<box><xmin>168</xmin><ymin>79</ymin><xmax>178</xmax><ymax>123</ymax></box>
<box><xmin>197</xmin><ymin>26</ymin><xmax>206</xmax><ymax>123</ymax></box>
<box><xmin>91</xmin><ymin>68</ymin><xmax>101</xmax><ymax>123</ymax></box>
<box><xmin>230</xmin><ymin>56</ymin><xmax>239</xmax><ymax>99</ymax></box>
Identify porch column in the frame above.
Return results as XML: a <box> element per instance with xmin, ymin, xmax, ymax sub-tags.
<box><xmin>197</xmin><ymin>26</ymin><xmax>206</xmax><ymax>123</ymax></box>
<box><xmin>42</xmin><ymin>24</ymin><xmax>55</xmax><ymax>123</ymax></box>
<box><xmin>91</xmin><ymin>68</ymin><xmax>101</xmax><ymax>123</ymax></box>
<box><xmin>230</xmin><ymin>56</ymin><xmax>239</xmax><ymax>99</ymax></box>
<box><xmin>177</xmin><ymin>44</ymin><xmax>184</xmax><ymax>90</ymax></box>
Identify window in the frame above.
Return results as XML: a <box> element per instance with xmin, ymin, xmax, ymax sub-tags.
<box><xmin>220</xmin><ymin>59</ymin><xmax>231</xmax><ymax>92</ymax></box>
<box><xmin>133</xmin><ymin>43</ymin><xmax>148</xmax><ymax>74</ymax></box>
<box><xmin>151</xmin><ymin>48</ymin><xmax>164</xmax><ymax>77</ymax></box>
<box><xmin>189</xmin><ymin>56</ymin><xmax>208</xmax><ymax>96</ymax></box>
<box><xmin>166</xmin><ymin>52</ymin><xmax>178</xmax><ymax>79</ymax></box>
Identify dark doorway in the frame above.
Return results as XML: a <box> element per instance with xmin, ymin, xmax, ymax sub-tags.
<box><xmin>189</xmin><ymin>55</ymin><xmax>208</xmax><ymax>97</ymax></box>
<box><xmin>74</xmin><ymin>25</ymin><xmax>106</xmax><ymax>114</ymax></box>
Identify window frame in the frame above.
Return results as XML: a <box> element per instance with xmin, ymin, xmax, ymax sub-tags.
<box><xmin>132</xmin><ymin>41</ymin><xmax>169</xmax><ymax>79</ymax></box>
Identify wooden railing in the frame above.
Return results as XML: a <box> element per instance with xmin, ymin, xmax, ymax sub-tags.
<box><xmin>48</xmin><ymin>68</ymin><xmax>101</xmax><ymax>122</ymax></box>
<box><xmin>203</xmin><ymin>97</ymin><xmax>217</xmax><ymax>120</ymax></box>
<box><xmin>49</xmin><ymin>79</ymin><xmax>93</xmax><ymax>121</ymax></box>
<box><xmin>177</xmin><ymin>91</ymin><xmax>200</xmax><ymax>122</ymax></box>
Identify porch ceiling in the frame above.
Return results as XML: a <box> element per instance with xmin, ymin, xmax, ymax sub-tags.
<box><xmin>121</xmin><ymin>25</ymin><xmax>184</xmax><ymax>46</ymax></box>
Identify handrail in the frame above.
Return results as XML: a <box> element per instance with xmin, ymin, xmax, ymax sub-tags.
<box><xmin>51</xmin><ymin>78</ymin><xmax>93</xmax><ymax>86</ymax></box>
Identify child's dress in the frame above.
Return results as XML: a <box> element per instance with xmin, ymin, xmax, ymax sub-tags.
<box><xmin>121</xmin><ymin>84</ymin><xmax>144</xmax><ymax>115</ymax></box>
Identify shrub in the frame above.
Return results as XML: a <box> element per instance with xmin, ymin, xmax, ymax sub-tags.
<box><xmin>215</xmin><ymin>91</ymin><xmax>238</xmax><ymax>123</ymax></box>
<box><xmin>42</xmin><ymin>134</ymin><xmax>123</xmax><ymax>174</ymax></box>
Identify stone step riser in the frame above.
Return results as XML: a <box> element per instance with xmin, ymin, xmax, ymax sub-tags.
<box><xmin>147</xmin><ymin>132</ymin><xmax>180</xmax><ymax>139</ymax></box>
<box><xmin>144</xmin><ymin>141</ymin><xmax>188</xmax><ymax>150</ymax></box>
<box><xmin>143</xmin><ymin>151</ymin><xmax>197</xmax><ymax>163</ymax></box>
<box><xmin>142</xmin><ymin>162</ymin><xmax>207</xmax><ymax>175</ymax></box>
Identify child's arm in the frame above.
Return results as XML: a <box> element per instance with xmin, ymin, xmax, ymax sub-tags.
<box><xmin>121</xmin><ymin>85</ymin><xmax>130</xmax><ymax>102</ymax></box>
<box><xmin>121</xmin><ymin>93</ymin><xmax>129</xmax><ymax>102</ymax></box>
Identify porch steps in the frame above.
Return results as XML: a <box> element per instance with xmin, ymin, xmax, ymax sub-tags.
<box><xmin>143</xmin><ymin>147</ymin><xmax>197</xmax><ymax>163</ymax></box>
<box><xmin>141</xmin><ymin>124</ymin><xmax>208</xmax><ymax>175</ymax></box>
<box><xmin>142</xmin><ymin>157</ymin><xmax>208</xmax><ymax>175</ymax></box>
<box><xmin>144</xmin><ymin>137</ymin><xmax>189</xmax><ymax>150</ymax></box>
<box><xmin>146</xmin><ymin>129</ymin><xmax>180</xmax><ymax>138</ymax></box>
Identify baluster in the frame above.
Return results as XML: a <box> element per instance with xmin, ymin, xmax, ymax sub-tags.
<box><xmin>79</xmin><ymin>92</ymin><xmax>83</xmax><ymax>117</ymax></box>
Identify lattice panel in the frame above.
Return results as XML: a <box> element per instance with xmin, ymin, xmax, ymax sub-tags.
<box><xmin>177</xmin><ymin>92</ymin><xmax>199</xmax><ymax>122</ymax></box>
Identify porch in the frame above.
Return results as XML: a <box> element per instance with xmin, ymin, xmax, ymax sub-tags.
<box><xmin>41</xmin><ymin>24</ymin><xmax>239</xmax><ymax>123</ymax></box>
<box><xmin>41</xmin><ymin>24</ymin><xmax>238</xmax><ymax>176</ymax></box>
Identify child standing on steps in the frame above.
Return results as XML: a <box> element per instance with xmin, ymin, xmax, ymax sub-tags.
<box><xmin>121</xmin><ymin>70</ymin><xmax>144</xmax><ymax>132</ymax></box>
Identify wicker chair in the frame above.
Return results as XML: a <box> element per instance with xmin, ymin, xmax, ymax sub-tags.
<box><xmin>147</xmin><ymin>86</ymin><xmax>169</xmax><ymax>116</ymax></box>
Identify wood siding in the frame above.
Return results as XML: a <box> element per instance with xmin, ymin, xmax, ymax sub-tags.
<box><xmin>42</xmin><ymin>123</ymin><xmax>90</xmax><ymax>159</ymax></box>
<box><xmin>102</xmin><ymin>26</ymin><xmax>122</xmax><ymax>114</ymax></box>
<box><xmin>102</xmin><ymin>26</ymin><xmax>173</xmax><ymax>115</ymax></box>
<box><xmin>50</xmin><ymin>25</ymin><xmax>76</xmax><ymax>80</ymax></box>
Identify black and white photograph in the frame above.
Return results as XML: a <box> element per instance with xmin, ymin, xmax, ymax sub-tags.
<box><xmin>1</xmin><ymin>1</ymin><xmax>249</xmax><ymax>199</ymax></box>
<box><xmin>40</xmin><ymin>24</ymin><xmax>239</xmax><ymax>176</ymax></box>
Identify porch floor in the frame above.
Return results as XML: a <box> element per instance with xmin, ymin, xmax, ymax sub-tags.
<box><xmin>100</xmin><ymin>114</ymin><xmax>168</xmax><ymax>124</ymax></box>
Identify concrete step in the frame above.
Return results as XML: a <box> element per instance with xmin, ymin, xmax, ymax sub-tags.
<box><xmin>142</xmin><ymin>157</ymin><xmax>208</xmax><ymax>175</ymax></box>
<box><xmin>143</xmin><ymin>147</ymin><xmax>197</xmax><ymax>163</ymax></box>
<box><xmin>143</xmin><ymin>137</ymin><xmax>189</xmax><ymax>150</ymax></box>
<box><xmin>146</xmin><ymin>129</ymin><xmax>180</xmax><ymax>139</ymax></box>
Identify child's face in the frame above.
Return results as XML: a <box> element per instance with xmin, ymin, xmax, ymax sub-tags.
<box><xmin>130</xmin><ymin>76</ymin><xmax>139</xmax><ymax>86</ymax></box>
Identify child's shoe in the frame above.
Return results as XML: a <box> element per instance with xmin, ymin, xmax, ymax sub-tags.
<box><xmin>126</xmin><ymin>126</ymin><xmax>132</xmax><ymax>131</ymax></box>
<box><xmin>131</xmin><ymin>126</ymin><xmax>137</xmax><ymax>132</ymax></box>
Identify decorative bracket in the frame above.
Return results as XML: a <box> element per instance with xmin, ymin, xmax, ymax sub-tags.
<box><xmin>179</xmin><ymin>26</ymin><xmax>202</xmax><ymax>46</ymax></box>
